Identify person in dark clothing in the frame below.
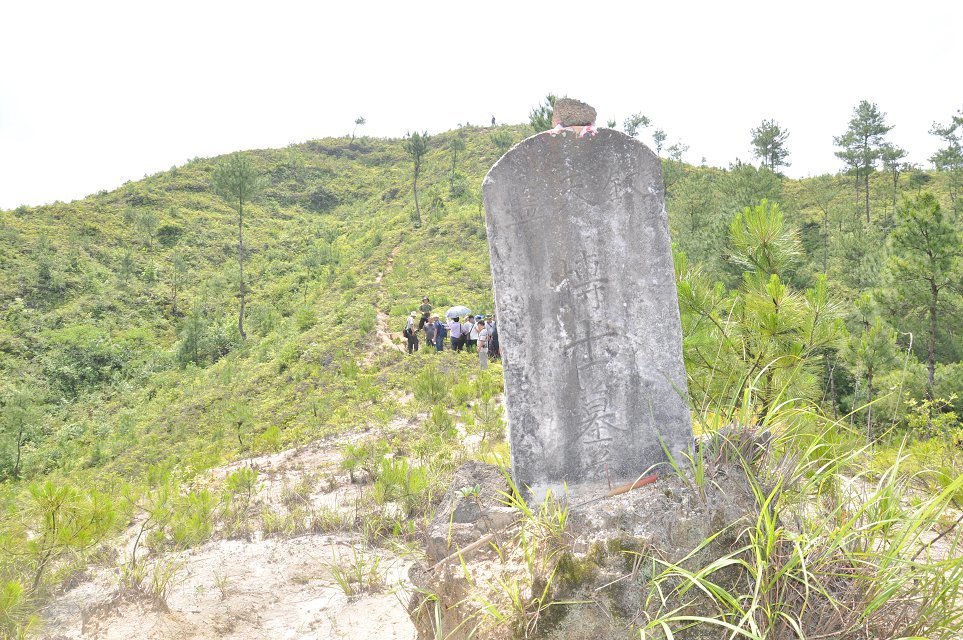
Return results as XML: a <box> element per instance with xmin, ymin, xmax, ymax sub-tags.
<box><xmin>418</xmin><ymin>297</ymin><xmax>432</xmax><ymax>330</ymax></box>
<box><xmin>404</xmin><ymin>311</ymin><xmax>419</xmax><ymax>354</ymax></box>
<box><xmin>424</xmin><ymin>315</ymin><xmax>436</xmax><ymax>348</ymax></box>
<box><xmin>487</xmin><ymin>314</ymin><xmax>499</xmax><ymax>360</ymax></box>
<box><xmin>433</xmin><ymin>316</ymin><xmax>446</xmax><ymax>352</ymax></box>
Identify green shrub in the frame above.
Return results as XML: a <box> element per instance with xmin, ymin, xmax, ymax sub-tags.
<box><xmin>41</xmin><ymin>325</ymin><xmax>126</xmax><ymax>397</ymax></box>
<box><xmin>450</xmin><ymin>381</ymin><xmax>474</xmax><ymax>406</ymax></box>
<box><xmin>414</xmin><ymin>366</ymin><xmax>447</xmax><ymax>405</ymax></box>
<box><xmin>295</xmin><ymin>306</ymin><xmax>317</xmax><ymax>331</ymax></box>
<box><xmin>223</xmin><ymin>467</ymin><xmax>259</xmax><ymax>506</ymax></box>
<box><xmin>358</xmin><ymin>309</ymin><xmax>376</xmax><ymax>334</ymax></box>
<box><xmin>169</xmin><ymin>489</ymin><xmax>215</xmax><ymax>548</ymax></box>
<box><xmin>372</xmin><ymin>457</ymin><xmax>429</xmax><ymax>517</ymax></box>
<box><xmin>324</xmin><ymin>546</ymin><xmax>384</xmax><ymax>597</ymax></box>
<box><xmin>255</xmin><ymin>425</ymin><xmax>283</xmax><ymax>453</ymax></box>
<box><xmin>426</xmin><ymin>405</ymin><xmax>456</xmax><ymax>438</ymax></box>
<box><xmin>905</xmin><ymin>395</ymin><xmax>959</xmax><ymax>439</ymax></box>
<box><xmin>0</xmin><ymin>579</ymin><xmax>37</xmax><ymax>639</ymax></box>
<box><xmin>247</xmin><ymin>303</ymin><xmax>282</xmax><ymax>336</ymax></box>
<box><xmin>156</xmin><ymin>223</ymin><xmax>183</xmax><ymax>247</ymax></box>
<box><xmin>341</xmin><ymin>438</ymin><xmax>389</xmax><ymax>483</ymax></box>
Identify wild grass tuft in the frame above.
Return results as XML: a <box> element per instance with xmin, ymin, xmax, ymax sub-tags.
<box><xmin>325</xmin><ymin>545</ymin><xmax>385</xmax><ymax>598</ymax></box>
<box><xmin>640</xmin><ymin>389</ymin><xmax>963</xmax><ymax>640</ymax></box>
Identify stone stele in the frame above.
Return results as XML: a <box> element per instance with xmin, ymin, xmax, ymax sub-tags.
<box><xmin>482</xmin><ymin>125</ymin><xmax>692</xmax><ymax>500</ymax></box>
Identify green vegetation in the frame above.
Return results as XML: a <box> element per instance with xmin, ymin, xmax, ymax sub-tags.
<box><xmin>212</xmin><ymin>152</ymin><xmax>266</xmax><ymax>339</ymax></box>
<box><xmin>637</xmin><ymin>404</ymin><xmax>963</xmax><ymax>639</ymax></box>
<box><xmin>0</xmin><ymin>97</ymin><xmax>962</xmax><ymax>635</ymax></box>
<box><xmin>528</xmin><ymin>94</ymin><xmax>556</xmax><ymax>132</ymax></box>
<box><xmin>404</xmin><ymin>131</ymin><xmax>431</xmax><ymax>226</ymax></box>
<box><xmin>750</xmin><ymin>119</ymin><xmax>790</xmax><ymax>172</ymax></box>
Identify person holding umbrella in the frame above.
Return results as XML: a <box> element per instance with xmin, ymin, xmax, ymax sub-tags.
<box><xmin>448</xmin><ymin>316</ymin><xmax>464</xmax><ymax>351</ymax></box>
<box><xmin>445</xmin><ymin>306</ymin><xmax>471</xmax><ymax>352</ymax></box>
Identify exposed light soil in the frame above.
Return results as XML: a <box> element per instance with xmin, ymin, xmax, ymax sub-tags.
<box><xmin>38</xmin><ymin>241</ymin><xmax>496</xmax><ymax>638</ymax></box>
<box><xmin>43</xmin><ymin>534</ymin><xmax>414</xmax><ymax>640</ymax></box>
<box><xmin>41</xmin><ymin>358</ymin><xmax>421</xmax><ymax>639</ymax></box>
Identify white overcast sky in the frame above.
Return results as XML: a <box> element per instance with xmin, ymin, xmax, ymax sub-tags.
<box><xmin>1</xmin><ymin>0</ymin><xmax>960</xmax><ymax>210</ymax></box>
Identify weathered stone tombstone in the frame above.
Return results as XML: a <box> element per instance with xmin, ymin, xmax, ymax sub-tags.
<box><xmin>482</xmin><ymin>99</ymin><xmax>692</xmax><ymax>500</ymax></box>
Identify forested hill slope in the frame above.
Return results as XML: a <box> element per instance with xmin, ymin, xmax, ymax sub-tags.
<box><xmin>2</xmin><ymin>122</ymin><xmax>962</xmax><ymax>485</ymax></box>
<box><xmin>0</xmin><ymin>122</ymin><xmax>961</xmax><ymax>600</ymax></box>
<box><xmin>0</xmin><ymin>126</ymin><xmax>516</xmax><ymax>485</ymax></box>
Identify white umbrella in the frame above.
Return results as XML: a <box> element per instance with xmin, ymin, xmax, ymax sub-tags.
<box><xmin>445</xmin><ymin>306</ymin><xmax>471</xmax><ymax>318</ymax></box>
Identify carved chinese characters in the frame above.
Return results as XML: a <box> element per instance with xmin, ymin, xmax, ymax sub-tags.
<box><xmin>483</xmin><ymin>128</ymin><xmax>692</xmax><ymax>499</ymax></box>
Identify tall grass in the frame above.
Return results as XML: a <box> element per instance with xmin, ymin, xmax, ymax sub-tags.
<box><xmin>641</xmin><ymin>388</ymin><xmax>963</xmax><ymax>639</ymax></box>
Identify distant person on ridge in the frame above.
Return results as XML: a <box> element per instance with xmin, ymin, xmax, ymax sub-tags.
<box><xmin>418</xmin><ymin>297</ymin><xmax>433</xmax><ymax>330</ymax></box>
<box><xmin>433</xmin><ymin>316</ymin><xmax>446</xmax><ymax>352</ymax></box>
<box><xmin>476</xmin><ymin>318</ymin><xmax>490</xmax><ymax>370</ymax></box>
<box><xmin>424</xmin><ymin>314</ymin><xmax>436</xmax><ymax>350</ymax></box>
<box><xmin>466</xmin><ymin>315</ymin><xmax>481</xmax><ymax>352</ymax></box>
<box><xmin>404</xmin><ymin>311</ymin><xmax>419</xmax><ymax>354</ymax></box>
<box><xmin>487</xmin><ymin>314</ymin><xmax>500</xmax><ymax>360</ymax></box>
<box><xmin>491</xmin><ymin>116</ymin><xmax>496</xmax><ymax>127</ymax></box>
<box><xmin>448</xmin><ymin>316</ymin><xmax>464</xmax><ymax>351</ymax></box>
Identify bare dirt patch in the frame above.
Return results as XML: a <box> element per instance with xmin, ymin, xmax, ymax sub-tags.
<box><xmin>40</xmin><ymin>436</ymin><xmax>418</xmax><ymax>640</ymax></box>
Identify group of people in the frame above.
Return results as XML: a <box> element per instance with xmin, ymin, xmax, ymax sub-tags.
<box><xmin>402</xmin><ymin>297</ymin><xmax>500</xmax><ymax>369</ymax></box>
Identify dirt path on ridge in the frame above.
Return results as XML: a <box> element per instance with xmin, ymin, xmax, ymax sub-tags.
<box><xmin>363</xmin><ymin>245</ymin><xmax>405</xmax><ymax>366</ymax></box>
<box><xmin>38</xmin><ymin>246</ymin><xmax>429</xmax><ymax>640</ymax></box>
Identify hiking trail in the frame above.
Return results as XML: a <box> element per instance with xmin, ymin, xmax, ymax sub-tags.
<box><xmin>364</xmin><ymin>245</ymin><xmax>405</xmax><ymax>366</ymax></box>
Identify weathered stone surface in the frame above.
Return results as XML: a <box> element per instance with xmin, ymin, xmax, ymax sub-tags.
<box><xmin>482</xmin><ymin>128</ymin><xmax>692</xmax><ymax>500</ymax></box>
<box><xmin>551</xmin><ymin>98</ymin><xmax>597</xmax><ymax>127</ymax></box>
<box><xmin>423</xmin><ymin>461</ymin><xmax>518</xmax><ymax>562</ymax></box>
<box><xmin>408</xmin><ymin>466</ymin><xmax>757</xmax><ymax>640</ymax></box>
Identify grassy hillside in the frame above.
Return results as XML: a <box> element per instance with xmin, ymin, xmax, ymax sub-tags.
<box><xmin>1</xmin><ymin>121</ymin><xmax>962</xmax><ymax>635</ymax></box>
<box><xmin>0</xmin><ymin>126</ymin><xmax>522</xmax><ymax>485</ymax></box>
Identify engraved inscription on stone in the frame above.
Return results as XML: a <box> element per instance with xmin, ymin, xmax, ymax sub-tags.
<box><xmin>483</xmin><ymin>127</ymin><xmax>692</xmax><ymax>499</ymax></box>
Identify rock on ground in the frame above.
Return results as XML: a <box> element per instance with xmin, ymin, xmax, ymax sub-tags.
<box><xmin>408</xmin><ymin>462</ymin><xmax>757</xmax><ymax>640</ymax></box>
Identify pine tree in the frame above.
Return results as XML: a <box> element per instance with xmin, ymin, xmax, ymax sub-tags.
<box><xmin>403</xmin><ymin>132</ymin><xmax>430</xmax><ymax>227</ymax></box>
<box><xmin>351</xmin><ymin>116</ymin><xmax>366</xmax><ymax>142</ymax></box>
<box><xmin>136</xmin><ymin>209</ymin><xmax>159</xmax><ymax>250</ymax></box>
<box><xmin>0</xmin><ymin>387</ymin><xmax>41</xmax><ymax>479</ymax></box>
<box><xmin>677</xmin><ymin>201</ymin><xmax>844</xmax><ymax>415</ymax></box>
<box><xmin>449</xmin><ymin>135</ymin><xmax>465</xmax><ymax>193</ymax></box>
<box><xmin>169</xmin><ymin>252</ymin><xmax>187</xmax><ymax>316</ymax></box>
<box><xmin>929</xmin><ymin>109</ymin><xmax>963</xmax><ymax>212</ymax></box>
<box><xmin>623</xmin><ymin>113</ymin><xmax>651</xmax><ymax>138</ymax></box>
<box><xmin>846</xmin><ymin>297</ymin><xmax>898</xmax><ymax>441</ymax></box>
<box><xmin>885</xmin><ymin>193</ymin><xmax>963</xmax><ymax>402</ymax></box>
<box><xmin>528</xmin><ymin>94</ymin><xmax>556</xmax><ymax>132</ymax></box>
<box><xmin>834</xmin><ymin>101</ymin><xmax>894</xmax><ymax>224</ymax></box>
<box><xmin>213</xmin><ymin>153</ymin><xmax>264</xmax><ymax>340</ymax></box>
<box><xmin>750</xmin><ymin>119</ymin><xmax>791</xmax><ymax>172</ymax></box>
<box><xmin>652</xmin><ymin>129</ymin><xmax>667</xmax><ymax>154</ymax></box>
<box><xmin>880</xmin><ymin>143</ymin><xmax>907</xmax><ymax>212</ymax></box>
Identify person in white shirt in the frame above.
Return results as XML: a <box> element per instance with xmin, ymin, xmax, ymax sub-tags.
<box><xmin>466</xmin><ymin>315</ymin><xmax>481</xmax><ymax>352</ymax></box>
<box><xmin>447</xmin><ymin>316</ymin><xmax>464</xmax><ymax>351</ymax></box>
<box><xmin>476</xmin><ymin>320</ymin><xmax>490</xmax><ymax>370</ymax></box>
